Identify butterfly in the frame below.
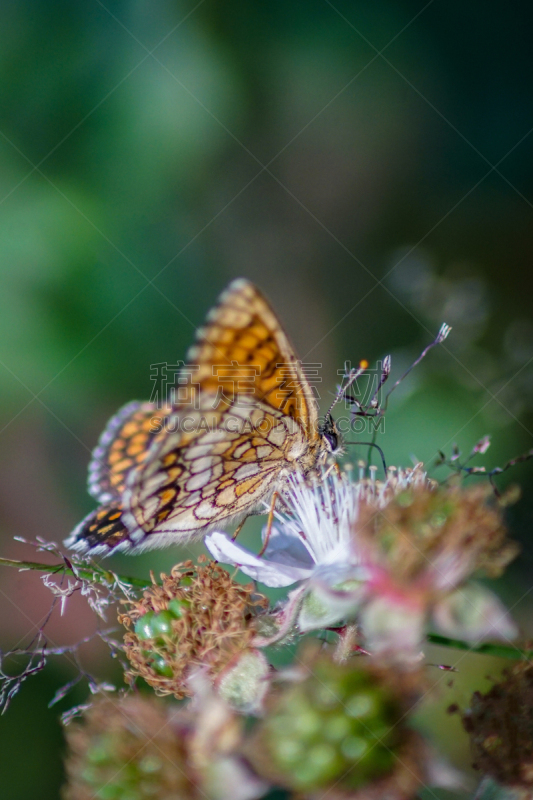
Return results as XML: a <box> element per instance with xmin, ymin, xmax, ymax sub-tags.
<box><xmin>64</xmin><ymin>278</ymin><xmax>341</xmax><ymax>554</ymax></box>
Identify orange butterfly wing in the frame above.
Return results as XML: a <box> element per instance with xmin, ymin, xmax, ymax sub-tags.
<box><xmin>66</xmin><ymin>402</ymin><xmax>168</xmax><ymax>553</ymax></box>
<box><xmin>87</xmin><ymin>401</ymin><xmax>169</xmax><ymax>504</ymax></box>
<box><xmin>185</xmin><ymin>278</ymin><xmax>319</xmax><ymax>438</ymax></box>
<box><xmin>121</xmin><ymin>279</ymin><xmax>322</xmax><ymax>547</ymax></box>
<box><xmin>66</xmin><ymin>279</ymin><xmax>323</xmax><ymax>554</ymax></box>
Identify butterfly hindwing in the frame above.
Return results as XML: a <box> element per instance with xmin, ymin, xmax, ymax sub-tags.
<box><xmin>66</xmin><ymin>504</ymin><xmax>136</xmax><ymax>554</ymax></box>
<box><xmin>121</xmin><ymin>399</ymin><xmax>302</xmax><ymax>547</ymax></box>
<box><xmin>87</xmin><ymin>401</ymin><xmax>168</xmax><ymax>504</ymax></box>
<box><xmin>65</xmin><ymin>402</ymin><xmax>170</xmax><ymax>553</ymax></box>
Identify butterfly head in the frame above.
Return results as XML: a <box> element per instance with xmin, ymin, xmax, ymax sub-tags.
<box><xmin>319</xmin><ymin>412</ymin><xmax>342</xmax><ymax>455</ymax></box>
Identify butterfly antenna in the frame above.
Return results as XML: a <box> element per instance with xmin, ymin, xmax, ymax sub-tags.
<box><xmin>344</xmin><ymin>441</ymin><xmax>387</xmax><ymax>476</ymax></box>
<box><xmin>368</xmin><ymin>354</ymin><xmax>392</xmax><ymax>407</ymax></box>
<box><xmin>384</xmin><ymin>323</ymin><xmax>451</xmax><ymax>404</ymax></box>
<box><xmin>326</xmin><ymin>363</ymin><xmax>365</xmax><ymax>418</ymax></box>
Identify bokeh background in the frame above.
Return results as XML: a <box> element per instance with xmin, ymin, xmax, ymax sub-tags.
<box><xmin>1</xmin><ymin>1</ymin><xmax>533</xmax><ymax>797</ymax></box>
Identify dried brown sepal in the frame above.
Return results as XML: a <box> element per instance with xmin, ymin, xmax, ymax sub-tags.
<box><xmin>356</xmin><ymin>482</ymin><xmax>518</xmax><ymax>584</ymax></box>
<box><xmin>119</xmin><ymin>558</ymin><xmax>269</xmax><ymax>699</ymax></box>
<box><xmin>461</xmin><ymin>660</ymin><xmax>533</xmax><ymax>789</ymax></box>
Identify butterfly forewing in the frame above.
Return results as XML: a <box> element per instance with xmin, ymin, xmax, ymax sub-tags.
<box><xmin>121</xmin><ymin>400</ymin><xmax>306</xmax><ymax>546</ymax></box>
<box><xmin>186</xmin><ymin>279</ymin><xmax>319</xmax><ymax>437</ymax></box>
<box><xmin>66</xmin><ymin>279</ymin><xmax>327</xmax><ymax>554</ymax></box>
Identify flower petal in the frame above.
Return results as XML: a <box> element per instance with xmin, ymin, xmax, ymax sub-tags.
<box><xmin>205</xmin><ymin>532</ymin><xmax>313</xmax><ymax>587</ymax></box>
<box><xmin>433</xmin><ymin>582</ymin><xmax>518</xmax><ymax>642</ymax></box>
<box><xmin>261</xmin><ymin>524</ymin><xmax>315</xmax><ymax>569</ymax></box>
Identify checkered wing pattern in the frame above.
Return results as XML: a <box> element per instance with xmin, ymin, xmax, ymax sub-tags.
<box><xmin>184</xmin><ymin>278</ymin><xmax>319</xmax><ymax>438</ymax></box>
<box><xmin>87</xmin><ymin>401</ymin><xmax>169</xmax><ymax>504</ymax></box>
<box><xmin>66</xmin><ymin>402</ymin><xmax>171</xmax><ymax>552</ymax></box>
<box><xmin>66</xmin><ymin>279</ymin><xmax>323</xmax><ymax>554</ymax></box>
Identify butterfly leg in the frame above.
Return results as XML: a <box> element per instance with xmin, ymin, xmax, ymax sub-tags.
<box><xmin>323</xmin><ymin>461</ymin><xmax>341</xmax><ymax>479</ymax></box>
<box><xmin>231</xmin><ymin>516</ymin><xmax>249</xmax><ymax>541</ymax></box>
<box><xmin>258</xmin><ymin>491</ymin><xmax>279</xmax><ymax>556</ymax></box>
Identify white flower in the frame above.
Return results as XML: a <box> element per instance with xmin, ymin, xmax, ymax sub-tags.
<box><xmin>206</xmin><ymin>465</ymin><xmax>518</xmax><ymax>658</ymax></box>
<box><xmin>206</xmin><ymin>471</ymin><xmax>368</xmax><ymax>634</ymax></box>
<box><xmin>206</xmin><ymin>471</ymin><xmax>362</xmax><ymax>586</ymax></box>
<box><xmin>206</xmin><ymin>467</ymin><xmax>429</xmax><ymax>635</ymax></box>
<box><xmin>206</xmin><ymin>465</ymin><xmax>430</xmax><ymax>589</ymax></box>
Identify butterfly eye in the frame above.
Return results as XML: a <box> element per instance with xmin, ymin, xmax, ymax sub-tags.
<box><xmin>320</xmin><ymin>414</ymin><xmax>339</xmax><ymax>453</ymax></box>
<box><xmin>324</xmin><ymin>430</ymin><xmax>339</xmax><ymax>452</ymax></box>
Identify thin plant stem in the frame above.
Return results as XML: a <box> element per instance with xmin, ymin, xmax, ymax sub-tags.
<box><xmin>426</xmin><ymin>633</ymin><xmax>533</xmax><ymax>662</ymax></box>
<box><xmin>0</xmin><ymin>556</ymin><xmax>148</xmax><ymax>589</ymax></box>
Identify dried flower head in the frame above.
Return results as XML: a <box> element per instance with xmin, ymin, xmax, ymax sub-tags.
<box><xmin>357</xmin><ymin>481</ymin><xmax>517</xmax><ymax>585</ymax></box>
<box><xmin>120</xmin><ymin>558</ymin><xmax>268</xmax><ymax>699</ymax></box>
<box><xmin>461</xmin><ymin>660</ymin><xmax>533</xmax><ymax>789</ymax></box>
<box><xmin>354</xmin><ymin>480</ymin><xmax>519</xmax><ymax>658</ymax></box>
<box><xmin>62</xmin><ymin>694</ymin><xmax>196</xmax><ymax>800</ymax></box>
<box><xmin>62</xmin><ymin>686</ymin><xmax>268</xmax><ymax>800</ymax></box>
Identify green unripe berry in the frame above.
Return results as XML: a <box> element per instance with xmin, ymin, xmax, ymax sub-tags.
<box><xmin>262</xmin><ymin>658</ymin><xmax>401</xmax><ymax>791</ymax></box>
<box><xmin>138</xmin><ymin>755</ymin><xmax>162</xmax><ymax>774</ymax></box>
<box><xmin>134</xmin><ymin>611</ymin><xmax>155</xmax><ymax>640</ymax></box>
<box><xmin>94</xmin><ymin>783</ymin><xmax>125</xmax><ymax>799</ymax></box>
<box><xmin>134</xmin><ymin>610</ymin><xmax>178</xmax><ymax>642</ymax></box>
<box><xmin>86</xmin><ymin>740</ymin><xmax>112</xmax><ymax>765</ymax></box>
<box><xmin>149</xmin><ymin>655</ymin><xmax>173</xmax><ymax>677</ymax></box>
<box><xmin>324</xmin><ymin>712</ymin><xmax>352</xmax><ymax>742</ymax></box>
<box><xmin>345</xmin><ymin>690</ymin><xmax>379</xmax><ymax>719</ymax></box>
<box><xmin>167</xmin><ymin>598</ymin><xmax>187</xmax><ymax>618</ymax></box>
<box><xmin>149</xmin><ymin>611</ymin><xmax>175</xmax><ymax>637</ymax></box>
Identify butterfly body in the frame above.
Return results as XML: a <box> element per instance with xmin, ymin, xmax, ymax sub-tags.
<box><xmin>65</xmin><ymin>279</ymin><xmax>339</xmax><ymax>555</ymax></box>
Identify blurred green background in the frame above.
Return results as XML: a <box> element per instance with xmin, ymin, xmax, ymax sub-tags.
<box><xmin>1</xmin><ymin>1</ymin><xmax>533</xmax><ymax>797</ymax></box>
